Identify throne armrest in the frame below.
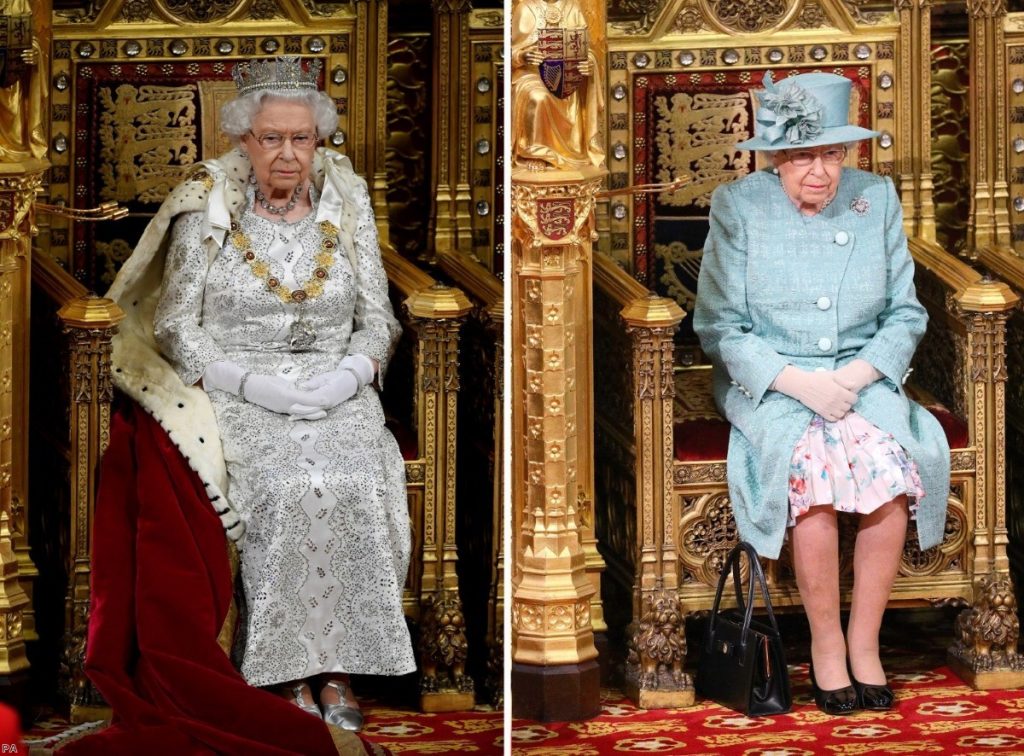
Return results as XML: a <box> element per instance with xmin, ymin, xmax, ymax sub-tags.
<box><xmin>593</xmin><ymin>253</ymin><xmax>685</xmax><ymax>604</ymax></box>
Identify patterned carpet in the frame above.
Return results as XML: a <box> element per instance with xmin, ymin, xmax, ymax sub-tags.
<box><xmin>511</xmin><ymin>608</ymin><xmax>1024</xmax><ymax>755</ymax></box>
<box><xmin>22</xmin><ymin>700</ymin><xmax>504</xmax><ymax>755</ymax></box>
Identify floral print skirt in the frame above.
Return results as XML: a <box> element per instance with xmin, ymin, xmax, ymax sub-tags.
<box><xmin>787</xmin><ymin>411</ymin><xmax>924</xmax><ymax>526</ymax></box>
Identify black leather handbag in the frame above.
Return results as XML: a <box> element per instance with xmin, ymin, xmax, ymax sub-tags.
<box><xmin>695</xmin><ymin>541</ymin><xmax>792</xmax><ymax>716</ymax></box>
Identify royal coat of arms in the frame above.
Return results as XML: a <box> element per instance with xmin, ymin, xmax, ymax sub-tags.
<box><xmin>537</xmin><ymin>28</ymin><xmax>588</xmax><ymax>100</ymax></box>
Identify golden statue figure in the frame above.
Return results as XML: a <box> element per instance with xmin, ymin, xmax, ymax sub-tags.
<box><xmin>0</xmin><ymin>0</ymin><xmax>48</xmax><ymax>162</ymax></box>
<box><xmin>511</xmin><ymin>0</ymin><xmax>604</xmax><ymax>170</ymax></box>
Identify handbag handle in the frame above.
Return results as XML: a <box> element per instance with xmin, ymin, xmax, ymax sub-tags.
<box><xmin>704</xmin><ymin>542</ymin><xmax>781</xmax><ymax>656</ymax></box>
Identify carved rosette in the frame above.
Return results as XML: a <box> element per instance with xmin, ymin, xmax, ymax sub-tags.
<box><xmin>900</xmin><ymin>492</ymin><xmax>968</xmax><ymax>577</ymax></box>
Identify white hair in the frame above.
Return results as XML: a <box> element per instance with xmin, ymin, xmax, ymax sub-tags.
<box><xmin>219</xmin><ymin>89</ymin><xmax>339</xmax><ymax>142</ymax></box>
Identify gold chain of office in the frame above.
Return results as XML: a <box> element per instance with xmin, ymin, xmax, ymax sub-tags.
<box><xmin>229</xmin><ymin>219</ymin><xmax>340</xmax><ymax>304</ymax></box>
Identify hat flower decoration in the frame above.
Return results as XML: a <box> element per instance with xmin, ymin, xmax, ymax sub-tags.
<box><xmin>758</xmin><ymin>72</ymin><xmax>824</xmax><ymax>145</ymax></box>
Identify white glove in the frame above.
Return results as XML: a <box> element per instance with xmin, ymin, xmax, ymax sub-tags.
<box><xmin>295</xmin><ymin>367</ymin><xmax>359</xmax><ymax>413</ymax></box>
<box><xmin>833</xmin><ymin>359</ymin><xmax>883</xmax><ymax>394</ymax></box>
<box><xmin>201</xmin><ymin>360</ymin><xmax>331</xmax><ymax>418</ymax></box>
<box><xmin>202</xmin><ymin>360</ymin><xmax>247</xmax><ymax>394</ymax></box>
<box><xmin>771</xmin><ymin>365</ymin><xmax>858</xmax><ymax>422</ymax></box>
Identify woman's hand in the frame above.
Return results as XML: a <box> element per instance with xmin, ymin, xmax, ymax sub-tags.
<box><xmin>295</xmin><ymin>369</ymin><xmax>359</xmax><ymax>414</ymax></box>
<box><xmin>771</xmin><ymin>365</ymin><xmax>858</xmax><ymax>422</ymax></box>
<box><xmin>833</xmin><ymin>359</ymin><xmax>882</xmax><ymax>395</ymax></box>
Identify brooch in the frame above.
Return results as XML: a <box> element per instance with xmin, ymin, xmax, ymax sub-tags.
<box><xmin>850</xmin><ymin>196</ymin><xmax>870</xmax><ymax>216</ymax></box>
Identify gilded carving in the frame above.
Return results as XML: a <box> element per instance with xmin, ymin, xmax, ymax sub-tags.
<box><xmin>626</xmin><ymin>589</ymin><xmax>690</xmax><ymax>691</ymax></box>
<box><xmin>841</xmin><ymin>0</ymin><xmax>892</xmax><ymax>24</ymax></box>
<box><xmin>678</xmin><ymin>492</ymin><xmax>739</xmax><ymax>586</ymax></box>
<box><xmin>512</xmin><ymin>178</ymin><xmax>601</xmax><ymax>248</ymax></box>
<box><xmin>386</xmin><ymin>34</ymin><xmax>431</xmax><ymax>260</ymax></box>
<box><xmin>98</xmin><ymin>84</ymin><xmax>198</xmax><ymax>204</ymax></box>
<box><xmin>157</xmin><ymin>0</ymin><xmax>242</xmax><ymax>23</ymax></box>
<box><xmin>653</xmin><ymin>92</ymin><xmax>750</xmax><ymax>209</ymax></box>
<box><xmin>709</xmin><ymin>0</ymin><xmax>787</xmax><ymax>34</ymax></box>
<box><xmin>120</xmin><ymin>0</ymin><xmax>153</xmax><ymax>22</ymax></box>
<box><xmin>796</xmin><ymin>1</ymin><xmax>827</xmax><ymax>28</ymax></box>
<box><xmin>511</xmin><ymin>0</ymin><xmax>604</xmax><ymax>170</ymax></box>
<box><xmin>900</xmin><ymin>494</ymin><xmax>966</xmax><ymax>577</ymax></box>
<box><xmin>950</xmin><ymin>574</ymin><xmax>1024</xmax><ymax>672</ymax></box>
<box><xmin>609</xmin><ymin>0</ymin><xmax>667</xmax><ymax>34</ymax></box>
<box><xmin>418</xmin><ymin>590</ymin><xmax>473</xmax><ymax>694</ymax></box>
<box><xmin>57</xmin><ymin>1</ymin><xmax>108</xmax><ymax>24</ymax></box>
<box><xmin>966</xmin><ymin>0</ymin><xmax>1007</xmax><ymax>18</ymax></box>
<box><xmin>674</xmin><ymin>461</ymin><xmax>726</xmax><ymax>484</ymax></box>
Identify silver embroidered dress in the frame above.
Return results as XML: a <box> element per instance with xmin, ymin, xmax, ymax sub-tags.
<box><xmin>153</xmin><ymin>183</ymin><xmax>416</xmax><ymax>687</ymax></box>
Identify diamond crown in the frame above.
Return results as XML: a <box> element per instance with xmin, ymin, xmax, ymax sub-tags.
<box><xmin>231</xmin><ymin>56</ymin><xmax>322</xmax><ymax>96</ymax></box>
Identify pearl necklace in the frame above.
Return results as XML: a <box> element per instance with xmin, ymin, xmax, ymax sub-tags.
<box><xmin>255</xmin><ymin>183</ymin><xmax>303</xmax><ymax>217</ymax></box>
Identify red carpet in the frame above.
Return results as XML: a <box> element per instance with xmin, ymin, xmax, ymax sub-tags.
<box><xmin>25</xmin><ymin>701</ymin><xmax>504</xmax><ymax>755</ymax></box>
<box><xmin>512</xmin><ymin>610</ymin><xmax>1024</xmax><ymax>754</ymax></box>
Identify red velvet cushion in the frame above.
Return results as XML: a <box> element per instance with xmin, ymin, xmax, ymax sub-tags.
<box><xmin>674</xmin><ymin>405</ymin><xmax>969</xmax><ymax>462</ymax></box>
<box><xmin>386</xmin><ymin>417</ymin><xmax>419</xmax><ymax>460</ymax></box>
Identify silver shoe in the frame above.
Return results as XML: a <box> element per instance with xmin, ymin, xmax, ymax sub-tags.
<box><xmin>288</xmin><ymin>683</ymin><xmax>323</xmax><ymax>719</ymax></box>
<box><xmin>321</xmin><ymin>680</ymin><xmax>364</xmax><ymax>732</ymax></box>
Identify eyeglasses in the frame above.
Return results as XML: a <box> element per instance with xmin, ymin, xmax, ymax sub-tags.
<box><xmin>784</xmin><ymin>146</ymin><xmax>847</xmax><ymax>166</ymax></box>
<box><xmin>248</xmin><ymin>131</ymin><xmax>318</xmax><ymax>151</ymax></box>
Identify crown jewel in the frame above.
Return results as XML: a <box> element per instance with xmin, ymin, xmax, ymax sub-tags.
<box><xmin>231</xmin><ymin>56</ymin><xmax>322</xmax><ymax>96</ymax></box>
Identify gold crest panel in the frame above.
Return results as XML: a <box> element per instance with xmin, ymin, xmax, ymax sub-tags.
<box><xmin>46</xmin><ymin>28</ymin><xmax>354</xmax><ymax>290</ymax></box>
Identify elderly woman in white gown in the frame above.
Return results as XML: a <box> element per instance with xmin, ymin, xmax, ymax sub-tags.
<box><xmin>108</xmin><ymin>56</ymin><xmax>415</xmax><ymax>732</ymax></box>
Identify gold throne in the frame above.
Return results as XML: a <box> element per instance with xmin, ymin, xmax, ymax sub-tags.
<box><xmin>592</xmin><ymin>0</ymin><xmax>1023</xmax><ymax>705</ymax></box>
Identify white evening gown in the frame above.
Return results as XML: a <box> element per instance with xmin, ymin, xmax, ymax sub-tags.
<box><xmin>153</xmin><ymin>183</ymin><xmax>416</xmax><ymax>687</ymax></box>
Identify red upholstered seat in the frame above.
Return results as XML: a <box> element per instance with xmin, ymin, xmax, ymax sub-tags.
<box><xmin>674</xmin><ymin>404</ymin><xmax>969</xmax><ymax>462</ymax></box>
<box><xmin>386</xmin><ymin>416</ymin><xmax>419</xmax><ymax>461</ymax></box>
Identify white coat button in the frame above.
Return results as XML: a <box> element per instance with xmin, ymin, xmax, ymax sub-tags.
<box><xmin>816</xmin><ymin>296</ymin><xmax>831</xmax><ymax>310</ymax></box>
<box><xmin>818</xmin><ymin>337</ymin><xmax>832</xmax><ymax>351</ymax></box>
<box><xmin>834</xmin><ymin>231</ymin><xmax>850</xmax><ymax>246</ymax></box>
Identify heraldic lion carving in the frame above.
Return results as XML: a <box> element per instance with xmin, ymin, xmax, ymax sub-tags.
<box><xmin>953</xmin><ymin>574</ymin><xmax>1024</xmax><ymax>672</ymax></box>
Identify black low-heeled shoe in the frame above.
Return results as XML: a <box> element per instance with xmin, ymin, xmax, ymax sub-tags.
<box><xmin>850</xmin><ymin>676</ymin><xmax>895</xmax><ymax>711</ymax></box>
<box><xmin>809</xmin><ymin>665</ymin><xmax>858</xmax><ymax>715</ymax></box>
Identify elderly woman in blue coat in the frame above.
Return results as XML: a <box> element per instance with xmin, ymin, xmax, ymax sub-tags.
<box><xmin>694</xmin><ymin>72</ymin><xmax>950</xmax><ymax>715</ymax></box>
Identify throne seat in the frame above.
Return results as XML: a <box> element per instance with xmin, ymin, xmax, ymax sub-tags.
<box><xmin>672</xmin><ymin>370</ymin><xmax>971</xmax><ymax>463</ymax></box>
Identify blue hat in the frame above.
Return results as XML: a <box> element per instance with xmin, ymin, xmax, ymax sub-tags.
<box><xmin>735</xmin><ymin>72</ymin><xmax>880</xmax><ymax>151</ymax></box>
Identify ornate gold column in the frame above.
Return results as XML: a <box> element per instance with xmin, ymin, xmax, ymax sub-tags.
<box><xmin>430</xmin><ymin>0</ymin><xmax>475</xmax><ymax>256</ymax></box>
<box><xmin>511</xmin><ymin>168</ymin><xmax>603</xmax><ymax>720</ymax></box>
<box><xmin>620</xmin><ymin>292</ymin><xmax>692</xmax><ymax>710</ymax></box>
<box><xmin>510</xmin><ymin>0</ymin><xmax>608</xmax><ymax>721</ymax></box>
<box><xmin>486</xmin><ymin>300</ymin><xmax>504</xmax><ymax>708</ymax></box>
<box><xmin>897</xmin><ymin>0</ymin><xmax>937</xmax><ymax>241</ymax></box>
<box><xmin>353</xmin><ymin>0</ymin><xmax>391</xmax><ymax>239</ymax></box>
<box><xmin>57</xmin><ymin>294</ymin><xmax>123</xmax><ymax>723</ymax></box>
<box><xmin>405</xmin><ymin>284</ymin><xmax>476</xmax><ymax>712</ymax></box>
<box><xmin>947</xmin><ymin>277</ymin><xmax>1024</xmax><ymax>689</ymax></box>
<box><xmin>0</xmin><ymin>163</ymin><xmax>43</xmax><ymax>688</ymax></box>
<box><xmin>968</xmin><ymin>0</ymin><xmax>1012</xmax><ymax>249</ymax></box>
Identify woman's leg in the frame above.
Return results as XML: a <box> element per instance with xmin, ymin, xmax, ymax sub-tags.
<box><xmin>847</xmin><ymin>495</ymin><xmax>909</xmax><ymax>685</ymax></box>
<box><xmin>790</xmin><ymin>506</ymin><xmax>849</xmax><ymax>690</ymax></box>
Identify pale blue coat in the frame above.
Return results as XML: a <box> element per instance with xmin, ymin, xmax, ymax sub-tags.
<box><xmin>693</xmin><ymin>168</ymin><xmax>950</xmax><ymax>559</ymax></box>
